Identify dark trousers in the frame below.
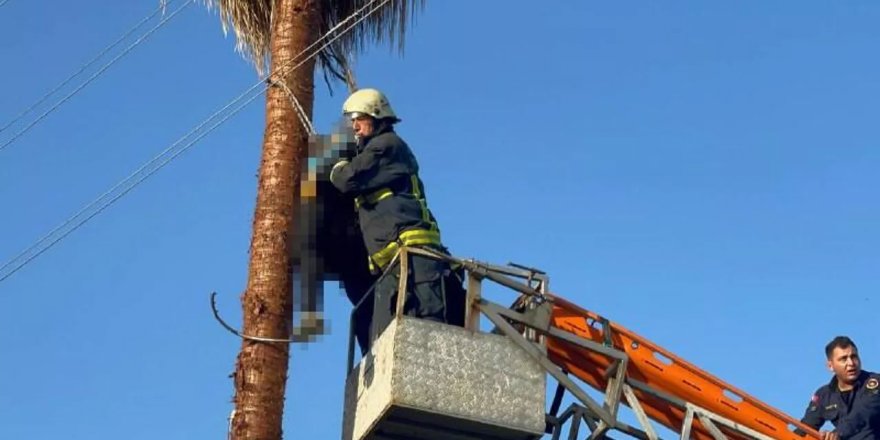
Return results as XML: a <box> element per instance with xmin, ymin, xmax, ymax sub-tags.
<box><xmin>368</xmin><ymin>251</ymin><xmax>466</xmax><ymax>345</ymax></box>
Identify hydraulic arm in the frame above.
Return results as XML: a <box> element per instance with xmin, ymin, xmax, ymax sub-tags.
<box><xmin>545</xmin><ymin>294</ymin><xmax>820</xmax><ymax>440</ymax></box>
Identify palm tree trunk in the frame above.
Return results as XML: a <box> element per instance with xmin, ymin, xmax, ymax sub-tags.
<box><xmin>231</xmin><ymin>1</ymin><xmax>319</xmax><ymax>439</ymax></box>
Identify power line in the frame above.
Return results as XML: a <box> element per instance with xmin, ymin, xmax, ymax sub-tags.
<box><xmin>0</xmin><ymin>0</ymin><xmax>194</xmax><ymax>154</ymax></box>
<box><xmin>274</xmin><ymin>78</ymin><xmax>317</xmax><ymax>135</ymax></box>
<box><xmin>0</xmin><ymin>0</ymin><xmax>391</xmax><ymax>284</ymax></box>
<box><xmin>0</xmin><ymin>82</ymin><xmax>264</xmax><ymax>282</ymax></box>
<box><xmin>0</xmin><ymin>89</ymin><xmax>263</xmax><ymax>285</ymax></box>
<box><xmin>0</xmin><ymin>0</ymin><xmax>178</xmax><ymax>136</ymax></box>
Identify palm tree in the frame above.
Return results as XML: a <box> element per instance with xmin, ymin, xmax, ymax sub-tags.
<box><xmin>203</xmin><ymin>0</ymin><xmax>425</xmax><ymax>438</ymax></box>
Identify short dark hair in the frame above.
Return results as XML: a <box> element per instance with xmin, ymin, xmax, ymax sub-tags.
<box><xmin>825</xmin><ymin>336</ymin><xmax>857</xmax><ymax>359</ymax></box>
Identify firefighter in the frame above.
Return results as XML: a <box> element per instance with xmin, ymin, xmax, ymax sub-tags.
<box><xmin>800</xmin><ymin>336</ymin><xmax>880</xmax><ymax>439</ymax></box>
<box><xmin>328</xmin><ymin>88</ymin><xmax>465</xmax><ymax>345</ymax></box>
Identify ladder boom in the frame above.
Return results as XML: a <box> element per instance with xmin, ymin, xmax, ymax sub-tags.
<box><xmin>545</xmin><ymin>294</ymin><xmax>820</xmax><ymax>440</ymax></box>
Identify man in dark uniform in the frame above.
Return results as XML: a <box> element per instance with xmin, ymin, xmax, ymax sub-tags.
<box><xmin>800</xmin><ymin>336</ymin><xmax>880</xmax><ymax>439</ymax></box>
<box><xmin>329</xmin><ymin>88</ymin><xmax>465</xmax><ymax>346</ymax></box>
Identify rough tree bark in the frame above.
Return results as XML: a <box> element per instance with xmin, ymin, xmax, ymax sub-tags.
<box><xmin>231</xmin><ymin>0</ymin><xmax>319</xmax><ymax>439</ymax></box>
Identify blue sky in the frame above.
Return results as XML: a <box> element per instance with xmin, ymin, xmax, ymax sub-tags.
<box><xmin>1</xmin><ymin>1</ymin><xmax>877</xmax><ymax>438</ymax></box>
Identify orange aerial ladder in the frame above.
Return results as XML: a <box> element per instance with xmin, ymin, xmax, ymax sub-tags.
<box><xmin>394</xmin><ymin>247</ymin><xmax>823</xmax><ymax>440</ymax></box>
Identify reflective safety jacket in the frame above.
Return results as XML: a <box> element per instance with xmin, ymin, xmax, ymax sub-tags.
<box><xmin>329</xmin><ymin>126</ymin><xmax>442</xmax><ymax>272</ymax></box>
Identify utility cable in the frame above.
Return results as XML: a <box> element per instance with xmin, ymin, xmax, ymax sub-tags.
<box><xmin>0</xmin><ymin>0</ymin><xmax>194</xmax><ymax>153</ymax></box>
<box><xmin>0</xmin><ymin>0</ymin><xmax>389</xmax><ymax>284</ymax></box>
<box><xmin>0</xmin><ymin>1</ymin><xmax>179</xmax><ymax>136</ymax></box>
<box><xmin>273</xmin><ymin>78</ymin><xmax>317</xmax><ymax>135</ymax></box>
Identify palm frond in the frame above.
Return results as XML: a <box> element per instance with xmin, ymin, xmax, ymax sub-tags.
<box><xmin>204</xmin><ymin>0</ymin><xmax>426</xmax><ymax>82</ymax></box>
<box><xmin>203</xmin><ymin>0</ymin><xmax>273</xmax><ymax>73</ymax></box>
<box><xmin>319</xmin><ymin>0</ymin><xmax>425</xmax><ymax>93</ymax></box>
<box><xmin>321</xmin><ymin>0</ymin><xmax>426</xmax><ymax>61</ymax></box>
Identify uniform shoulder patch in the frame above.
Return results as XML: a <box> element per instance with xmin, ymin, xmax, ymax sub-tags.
<box><xmin>867</xmin><ymin>378</ymin><xmax>879</xmax><ymax>390</ymax></box>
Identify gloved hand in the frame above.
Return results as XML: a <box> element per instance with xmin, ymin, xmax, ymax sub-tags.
<box><xmin>329</xmin><ymin>160</ymin><xmax>349</xmax><ymax>183</ymax></box>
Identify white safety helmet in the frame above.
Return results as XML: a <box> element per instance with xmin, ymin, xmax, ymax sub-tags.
<box><xmin>342</xmin><ymin>88</ymin><xmax>400</xmax><ymax>122</ymax></box>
